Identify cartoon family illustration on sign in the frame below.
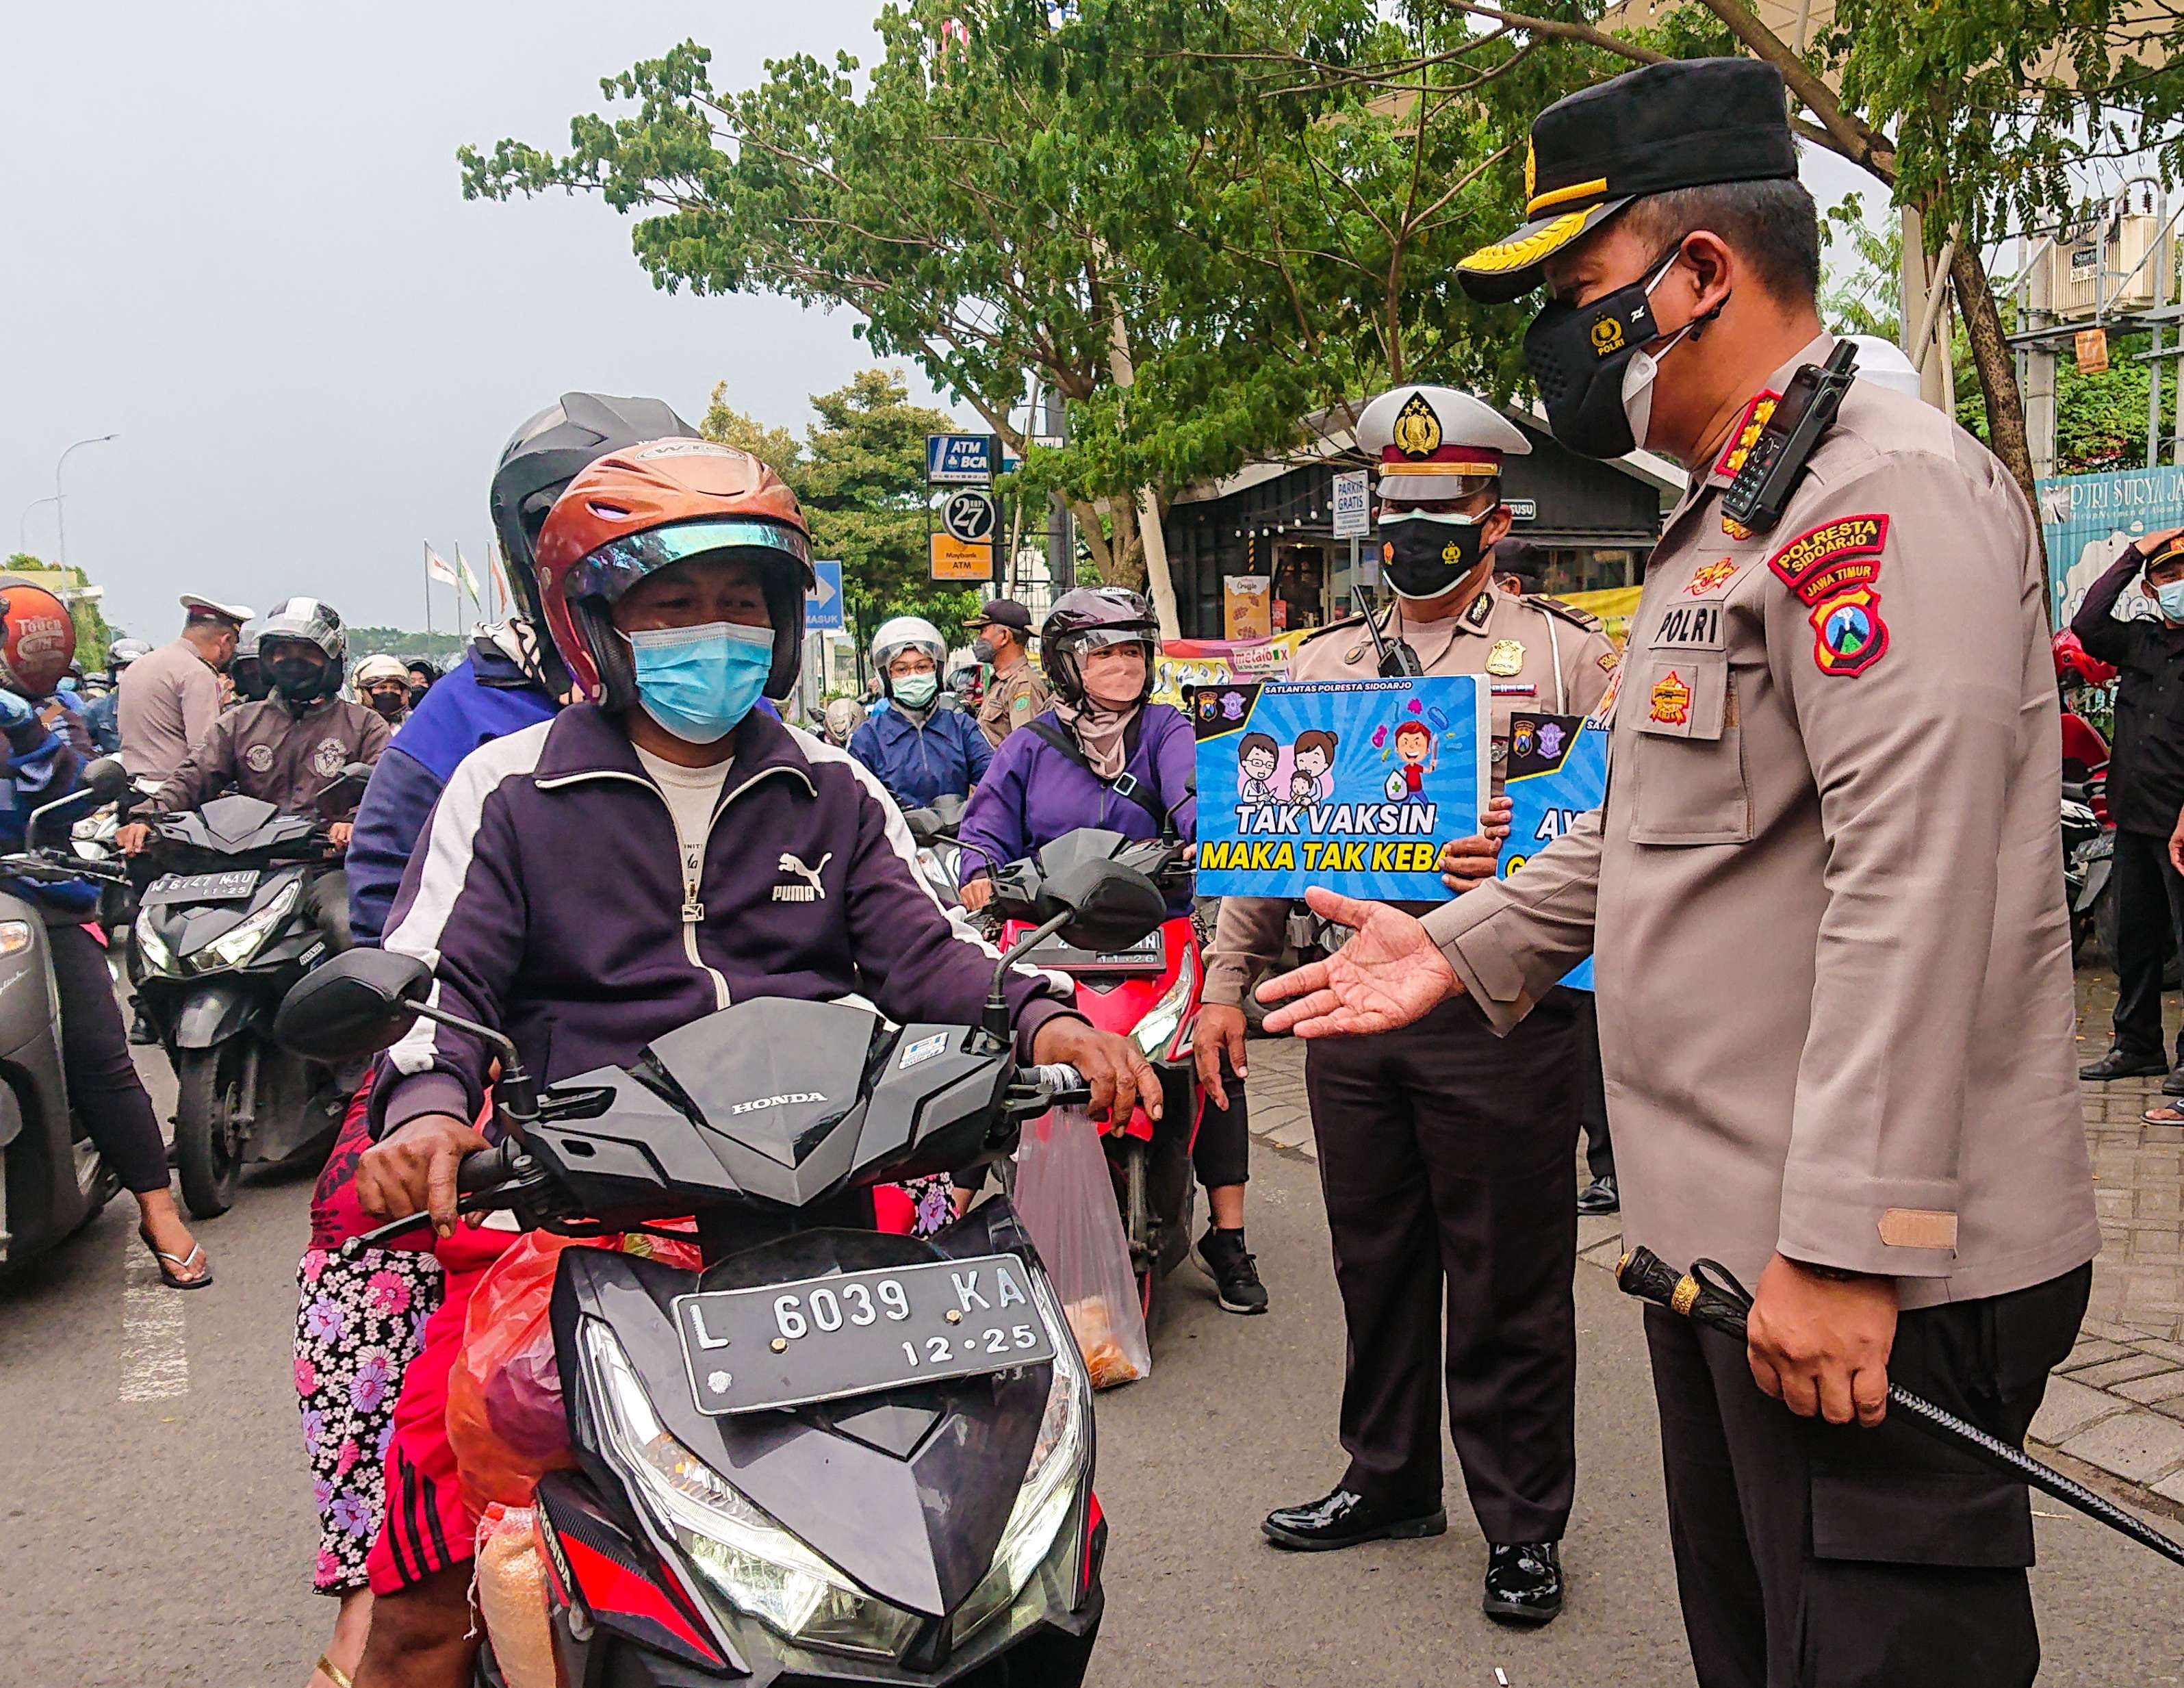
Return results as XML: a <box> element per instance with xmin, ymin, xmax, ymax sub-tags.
<box><xmin>1236</xmin><ymin>700</ymin><xmax>1449</xmax><ymax>812</ymax></box>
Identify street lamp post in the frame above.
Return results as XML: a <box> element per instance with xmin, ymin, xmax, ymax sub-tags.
<box><xmin>18</xmin><ymin>496</ymin><xmax>60</xmax><ymax>558</ymax></box>
<box><xmin>53</xmin><ymin>433</ymin><xmax>118</xmax><ymax>571</ymax></box>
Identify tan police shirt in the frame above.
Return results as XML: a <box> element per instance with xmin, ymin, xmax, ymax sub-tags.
<box><xmin>1422</xmin><ymin>335</ymin><xmax>2099</xmax><ymax>1308</ymax></box>
<box><xmin>1202</xmin><ymin>583</ymin><xmax>1617</xmax><ymax>1008</ymax></box>
<box><xmin>975</xmin><ymin>661</ymin><xmax>1053</xmax><ymax>749</ymax></box>
<box><xmin>116</xmin><ymin>638</ymin><xmax>225</xmax><ymax>786</ymax></box>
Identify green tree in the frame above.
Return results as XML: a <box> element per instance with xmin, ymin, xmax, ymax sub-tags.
<box><xmin>703</xmin><ymin>370</ymin><xmax>985</xmax><ymax>648</ymax></box>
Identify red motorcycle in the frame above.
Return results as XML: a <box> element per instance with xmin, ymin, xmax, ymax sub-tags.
<box><xmin>990</xmin><ymin>828</ymin><xmax>1204</xmax><ymax>1320</ymax></box>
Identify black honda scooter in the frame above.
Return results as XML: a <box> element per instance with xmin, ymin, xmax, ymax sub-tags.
<box><xmin>275</xmin><ymin>850</ymin><xmax>1168</xmax><ymax>1686</ymax></box>
<box><xmin>0</xmin><ymin>756</ymin><xmax>136</xmax><ymax>1275</ymax></box>
<box><xmin>131</xmin><ymin>767</ymin><xmax>370</xmax><ymax>1216</ymax></box>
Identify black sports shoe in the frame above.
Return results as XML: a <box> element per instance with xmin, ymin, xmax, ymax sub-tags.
<box><xmin>1576</xmin><ymin>1174</ymin><xmax>1619</xmax><ymax>1216</ymax></box>
<box><xmin>2080</xmin><ymin>1048</ymin><xmax>2168</xmax><ymax>1081</ymax></box>
<box><xmin>1483</xmin><ymin>1540</ymin><xmax>1563</xmax><ymax>1625</ymax></box>
<box><xmin>1263</xmin><ymin>1487</ymin><xmax>1447</xmax><ymax>1552</ymax></box>
<box><xmin>1194</xmin><ymin>1225</ymin><xmax>1269</xmax><ymax>1315</ymax></box>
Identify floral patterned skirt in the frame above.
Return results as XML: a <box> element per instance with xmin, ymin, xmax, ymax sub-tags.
<box><xmin>295</xmin><ymin>1244</ymin><xmax>445</xmax><ymax>1594</ymax></box>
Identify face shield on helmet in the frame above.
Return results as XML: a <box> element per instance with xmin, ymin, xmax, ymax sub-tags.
<box><xmin>870</xmin><ymin>616</ymin><xmax>947</xmax><ymax>709</ymax></box>
<box><xmin>534</xmin><ymin>441</ymin><xmax>813</xmax><ymax>718</ymax></box>
<box><xmin>254</xmin><ymin>598</ymin><xmax>347</xmax><ymax>704</ymax></box>
<box><xmin>490</xmin><ymin>394</ymin><xmax>701</xmax><ymax>693</ymax></box>
<box><xmin>1039</xmin><ymin>589</ymin><xmax>1159</xmax><ymax>709</ymax></box>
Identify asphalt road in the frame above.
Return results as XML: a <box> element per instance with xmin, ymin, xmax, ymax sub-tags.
<box><xmin>2</xmin><ymin>1050</ymin><xmax>2182</xmax><ymax>1687</ymax></box>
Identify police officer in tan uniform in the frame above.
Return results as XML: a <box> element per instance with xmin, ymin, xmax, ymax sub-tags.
<box><xmin>1196</xmin><ymin>385</ymin><xmax>1615</xmax><ymax>1624</ymax></box>
<box><xmin>1258</xmin><ymin>60</ymin><xmax>2097</xmax><ymax>1688</ymax></box>
<box><xmin>964</xmin><ymin>598</ymin><xmax>1051</xmax><ymax>748</ymax></box>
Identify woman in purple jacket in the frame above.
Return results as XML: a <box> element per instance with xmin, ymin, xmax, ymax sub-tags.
<box><xmin>957</xmin><ymin>589</ymin><xmax>1266</xmax><ymax>1315</ymax></box>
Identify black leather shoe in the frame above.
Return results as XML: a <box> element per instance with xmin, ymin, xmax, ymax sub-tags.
<box><xmin>1262</xmin><ymin>1487</ymin><xmax>1447</xmax><ymax>1552</ymax></box>
<box><xmin>1483</xmin><ymin>1540</ymin><xmax>1563</xmax><ymax>1625</ymax></box>
<box><xmin>2163</xmin><ymin>1068</ymin><xmax>2184</xmax><ymax>1097</ymax></box>
<box><xmin>2080</xmin><ymin>1049</ymin><xmax>2169</xmax><ymax>1081</ymax></box>
<box><xmin>1576</xmin><ymin>1174</ymin><xmax>1619</xmax><ymax>1216</ymax></box>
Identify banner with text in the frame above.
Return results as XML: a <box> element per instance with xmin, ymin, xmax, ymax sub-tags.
<box><xmin>1192</xmin><ymin>676</ymin><xmax>1487</xmax><ymax>901</ymax></box>
<box><xmin>1498</xmin><ymin>713</ymin><xmax>1607</xmax><ymax>991</ymax></box>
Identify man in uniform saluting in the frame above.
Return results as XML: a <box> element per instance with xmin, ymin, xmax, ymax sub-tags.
<box><xmin>1258</xmin><ymin>60</ymin><xmax>2097</xmax><ymax>1687</ymax></box>
<box><xmin>1196</xmin><ymin>385</ymin><xmax>1617</xmax><ymax>1624</ymax></box>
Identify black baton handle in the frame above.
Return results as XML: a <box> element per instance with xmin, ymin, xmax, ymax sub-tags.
<box><xmin>1617</xmin><ymin>1247</ymin><xmax>2184</xmax><ymax>1571</ymax></box>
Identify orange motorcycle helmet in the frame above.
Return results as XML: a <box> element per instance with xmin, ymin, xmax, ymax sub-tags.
<box><xmin>0</xmin><ymin>580</ymin><xmax>78</xmax><ymax>698</ymax></box>
<box><xmin>532</xmin><ymin>441</ymin><xmax>813</xmax><ymax>708</ymax></box>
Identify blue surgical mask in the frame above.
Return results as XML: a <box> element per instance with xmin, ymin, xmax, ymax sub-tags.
<box><xmin>2157</xmin><ymin>580</ymin><xmax>2184</xmax><ymax>624</ymax></box>
<box><xmin>893</xmin><ymin>672</ymin><xmax>940</xmax><ymax>710</ymax></box>
<box><xmin>623</xmin><ymin>621</ymin><xmax>773</xmax><ymax>745</ymax></box>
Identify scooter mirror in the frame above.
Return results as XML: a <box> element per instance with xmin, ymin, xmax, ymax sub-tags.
<box><xmin>313</xmin><ymin>762</ymin><xmax>376</xmax><ymax>818</ymax></box>
<box><xmin>903</xmin><ymin>808</ymin><xmax>942</xmax><ymax>846</ymax></box>
<box><xmin>274</xmin><ymin>948</ymin><xmax>433</xmax><ymax>1061</ymax></box>
<box><xmin>81</xmin><ymin>756</ymin><xmax>130</xmax><ymax>802</ymax></box>
<box><xmin>1043</xmin><ymin>858</ymin><xmax>1168</xmax><ymax>954</ymax></box>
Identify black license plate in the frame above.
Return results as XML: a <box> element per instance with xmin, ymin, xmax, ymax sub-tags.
<box><xmin>1023</xmin><ymin>929</ymin><xmax>1165</xmax><ymax>973</ymax></box>
<box><xmin>674</xmin><ymin>1253</ymin><xmax>1056</xmax><ymax>1416</ymax></box>
<box><xmin>144</xmin><ymin>869</ymin><xmax>259</xmax><ymax>906</ymax></box>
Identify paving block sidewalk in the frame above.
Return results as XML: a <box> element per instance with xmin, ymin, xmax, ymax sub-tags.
<box><xmin>1236</xmin><ymin>964</ymin><xmax>2184</xmax><ymax>1510</ymax></box>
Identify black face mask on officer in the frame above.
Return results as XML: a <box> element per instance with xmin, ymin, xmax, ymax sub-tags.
<box><xmin>1379</xmin><ymin>510</ymin><xmax>1491</xmax><ymax>602</ymax></box>
<box><xmin>262</xmin><ymin>645</ymin><xmax>329</xmax><ymax>704</ymax></box>
<box><xmin>1524</xmin><ymin>242</ymin><xmax>1724</xmax><ymax>460</ymax></box>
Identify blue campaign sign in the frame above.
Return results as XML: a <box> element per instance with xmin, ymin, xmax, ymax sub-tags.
<box><xmin>1192</xmin><ymin>676</ymin><xmax>1488</xmax><ymax>901</ymax></box>
<box><xmin>1499</xmin><ymin>713</ymin><xmax>1608</xmax><ymax>991</ymax></box>
<box><xmin>805</xmin><ymin>560</ymin><xmax>844</xmax><ymax>631</ymax></box>
<box><xmin>926</xmin><ymin>433</ymin><xmax>996</xmax><ymax>484</ymax></box>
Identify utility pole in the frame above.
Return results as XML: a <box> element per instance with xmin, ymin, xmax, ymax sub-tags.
<box><xmin>1043</xmin><ymin>387</ymin><xmax>1074</xmax><ymax>594</ymax></box>
<box><xmin>54</xmin><ymin>433</ymin><xmax>118</xmax><ymax>571</ymax></box>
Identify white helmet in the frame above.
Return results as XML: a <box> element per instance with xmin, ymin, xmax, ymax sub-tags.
<box><xmin>1845</xmin><ymin>335</ymin><xmax>1924</xmax><ymax>400</ymax></box>
<box><xmin>871</xmin><ymin>615</ymin><xmax>947</xmax><ymax>699</ymax></box>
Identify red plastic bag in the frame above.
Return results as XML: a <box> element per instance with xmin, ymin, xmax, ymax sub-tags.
<box><xmin>446</xmin><ymin>1228</ymin><xmax>700</xmax><ymax>1514</ymax></box>
<box><xmin>1013</xmin><ymin>1107</ymin><xmax>1150</xmax><ymax>1389</ymax></box>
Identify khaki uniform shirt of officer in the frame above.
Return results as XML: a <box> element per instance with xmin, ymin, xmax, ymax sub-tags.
<box><xmin>975</xmin><ymin>660</ymin><xmax>1052</xmax><ymax>748</ymax></box>
<box><xmin>1419</xmin><ymin>339</ymin><xmax>2098</xmax><ymax>1308</ymax></box>
<box><xmin>1204</xmin><ymin>387</ymin><xmax>1617</xmax><ymax>1012</ymax></box>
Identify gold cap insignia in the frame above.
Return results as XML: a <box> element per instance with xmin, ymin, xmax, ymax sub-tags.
<box><xmin>1524</xmin><ymin>139</ymin><xmax>1537</xmax><ymax>205</ymax></box>
<box><xmin>1391</xmin><ymin>392</ymin><xmax>1443</xmax><ymax>460</ymax></box>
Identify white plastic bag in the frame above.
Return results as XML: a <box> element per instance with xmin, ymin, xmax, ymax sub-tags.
<box><xmin>1012</xmin><ymin>1105</ymin><xmax>1151</xmax><ymax>1388</ymax></box>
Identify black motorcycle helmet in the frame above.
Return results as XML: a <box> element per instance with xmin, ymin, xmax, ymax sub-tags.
<box><xmin>489</xmin><ymin>393</ymin><xmax>700</xmax><ymax>693</ymax></box>
<box><xmin>1039</xmin><ymin>587</ymin><xmax>1160</xmax><ymax>708</ymax></box>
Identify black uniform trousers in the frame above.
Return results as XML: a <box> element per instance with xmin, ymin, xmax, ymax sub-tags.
<box><xmin>2110</xmin><ymin>826</ymin><xmax>2184</xmax><ymax>1064</ymax></box>
<box><xmin>1647</xmin><ymin>1261</ymin><xmax>2090</xmax><ymax>1688</ymax></box>
<box><xmin>1560</xmin><ymin>986</ymin><xmax>1614</xmax><ymax>1184</ymax></box>
<box><xmin>1302</xmin><ymin>990</ymin><xmax>1578</xmax><ymax>1544</ymax></box>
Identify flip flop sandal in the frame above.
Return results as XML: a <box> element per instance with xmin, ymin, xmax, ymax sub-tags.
<box><xmin>313</xmin><ymin>1654</ymin><xmax>355</xmax><ymax>1688</ymax></box>
<box><xmin>2142</xmin><ymin>1104</ymin><xmax>2184</xmax><ymax>1128</ymax></box>
<box><xmin>138</xmin><ymin>1227</ymin><xmax>214</xmax><ymax>1290</ymax></box>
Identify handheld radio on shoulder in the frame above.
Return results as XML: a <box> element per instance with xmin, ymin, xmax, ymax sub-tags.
<box><xmin>1720</xmin><ymin>340</ymin><xmax>1860</xmax><ymax>537</ymax></box>
<box><xmin>1360</xmin><ymin>592</ymin><xmax>1424</xmax><ymax>678</ymax></box>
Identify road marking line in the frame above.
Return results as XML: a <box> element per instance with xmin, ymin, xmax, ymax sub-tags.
<box><xmin>119</xmin><ymin>1255</ymin><xmax>191</xmax><ymax>1403</ymax></box>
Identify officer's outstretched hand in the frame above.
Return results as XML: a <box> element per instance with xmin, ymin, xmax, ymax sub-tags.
<box><xmin>1033</xmin><ymin>1016</ymin><xmax>1161</xmax><ymax>1127</ymax></box>
<box><xmin>1745</xmin><ymin>1253</ymin><xmax>1898</xmax><ymax>1428</ymax></box>
<box><xmin>1439</xmin><ymin>794</ymin><xmax>1513</xmax><ymax>893</ymax></box>
<box><xmin>1257</xmin><ymin>888</ymin><xmax>1459</xmax><ymax>1039</ymax></box>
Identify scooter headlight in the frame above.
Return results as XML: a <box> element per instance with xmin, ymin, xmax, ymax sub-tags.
<box><xmin>196</xmin><ymin>880</ymin><xmax>300</xmax><ymax>971</ymax></box>
<box><xmin>578</xmin><ymin>1320</ymin><xmax>923</xmax><ymax>1660</ymax></box>
<box><xmin>953</xmin><ymin>1274</ymin><xmax>1093</xmax><ymax>1641</ymax></box>
<box><xmin>1129</xmin><ymin>943</ymin><xmax>1198</xmax><ymax>1058</ymax></box>
<box><xmin>133</xmin><ymin>911</ymin><xmax>175</xmax><ymax>977</ymax></box>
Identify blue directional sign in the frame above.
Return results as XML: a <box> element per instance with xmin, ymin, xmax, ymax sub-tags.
<box><xmin>806</xmin><ymin>560</ymin><xmax>845</xmax><ymax>632</ymax></box>
<box><xmin>927</xmin><ymin>433</ymin><xmax>997</xmax><ymax>484</ymax></box>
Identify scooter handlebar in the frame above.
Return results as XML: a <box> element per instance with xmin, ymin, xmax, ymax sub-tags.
<box><xmin>1024</xmin><ymin>1063</ymin><xmax>1092</xmax><ymax>1108</ymax></box>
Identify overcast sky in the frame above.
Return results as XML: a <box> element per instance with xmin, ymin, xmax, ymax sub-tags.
<box><xmin>3</xmin><ymin>3</ymin><xmax>1876</xmax><ymax>642</ymax></box>
<box><xmin>0</xmin><ymin>0</ymin><xmax>951</xmax><ymax>639</ymax></box>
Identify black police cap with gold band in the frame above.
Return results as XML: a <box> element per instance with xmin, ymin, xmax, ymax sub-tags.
<box><xmin>1456</xmin><ymin>58</ymin><xmax>1801</xmax><ymax>305</ymax></box>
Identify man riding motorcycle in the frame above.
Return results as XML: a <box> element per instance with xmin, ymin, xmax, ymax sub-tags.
<box><xmin>81</xmin><ymin>637</ymin><xmax>149</xmax><ymax>753</ymax></box>
<box><xmin>118</xmin><ymin>596</ymin><xmax>387</xmax><ymax>952</ymax></box>
<box><xmin>352</xmin><ymin>654</ymin><xmax>412</xmax><ymax>726</ymax></box>
<box><xmin>346</xmin><ymin>441</ymin><xmax>1156</xmax><ymax>1688</ymax></box>
<box><xmin>956</xmin><ymin>587</ymin><xmax>1266</xmax><ymax>1313</ymax></box>
<box><xmin>849</xmin><ymin>615</ymin><xmax>993</xmax><ymax>810</ymax></box>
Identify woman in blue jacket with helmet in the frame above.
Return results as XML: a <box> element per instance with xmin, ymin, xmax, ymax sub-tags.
<box><xmin>0</xmin><ymin>581</ymin><xmax>207</xmax><ymax>1286</ymax></box>
<box><xmin>958</xmin><ymin>587</ymin><xmax>1266</xmax><ymax>1314</ymax></box>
